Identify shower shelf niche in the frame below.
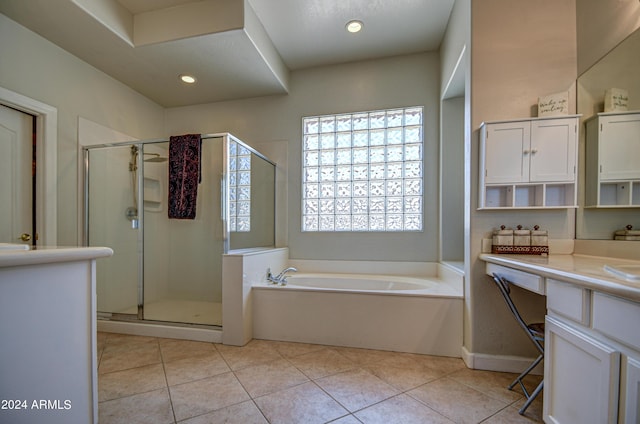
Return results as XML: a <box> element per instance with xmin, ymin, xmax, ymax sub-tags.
<box><xmin>143</xmin><ymin>176</ymin><xmax>163</xmax><ymax>212</ymax></box>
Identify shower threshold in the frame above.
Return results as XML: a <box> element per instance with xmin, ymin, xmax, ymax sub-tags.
<box><xmin>97</xmin><ymin>301</ymin><xmax>223</xmax><ymax>343</ymax></box>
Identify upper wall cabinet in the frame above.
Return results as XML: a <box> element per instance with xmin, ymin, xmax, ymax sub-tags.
<box><xmin>585</xmin><ymin>111</ymin><xmax>640</xmax><ymax>208</ymax></box>
<box><xmin>479</xmin><ymin>116</ymin><xmax>580</xmax><ymax>209</ymax></box>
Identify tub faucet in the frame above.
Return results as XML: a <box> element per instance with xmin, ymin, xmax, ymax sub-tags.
<box><xmin>267</xmin><ymin>267</ymin><xmax>297</xmax><ymax>285</ymax></box>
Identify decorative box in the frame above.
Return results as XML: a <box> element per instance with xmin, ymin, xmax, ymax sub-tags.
<box><xmin>614</xmin><ymin>225</ymin><xmax>640</xmax><ymax>241</ymax></box>
<box><xmin>604</xmin><ymin>88</ymin><xmax>629</xmax><ymax>112</ymax></box>
<box><xmin>538</xmin><ymin>91</ymin><xmax>569</xmax><ymax>117</ymax></box>
<box><xmin>492</xmin><ymin>225</ymin><xmax>513</xmax><ymax>246</ymax></box>
<box><xmin>531</xmin><ymin>225</ymin><xmax>548</xmax><ymax>246</ymax></box>
<box><xmin>514</xmin><ymin>225</ymin><xmax>531</xmax><ymax>246</ymax></box>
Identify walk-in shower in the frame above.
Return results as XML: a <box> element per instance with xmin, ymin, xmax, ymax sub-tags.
<box><xmin>84</xmin><ymin>134</ymin><xmax>275</xmax><ymax>330</ymax></box>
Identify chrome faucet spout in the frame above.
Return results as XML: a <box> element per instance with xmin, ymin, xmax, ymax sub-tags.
<box><xmin>276</xmin><ymin>267</ymin><xmax>297</xmax><ymax>280</ymax></box>
<box><xmin>267</xmin><ymin>267</ymin><xmax>297</xmax><ymax>285</ymax></box>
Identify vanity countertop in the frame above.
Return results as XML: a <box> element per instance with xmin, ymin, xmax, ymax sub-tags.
<box><xmin>479</xmin><ymin>253</ymin><xmax>640</xmax><ymax>302</ymax></box>
<box><xmin>0</xmin><ymin>245</ymin><xmax>113</xmax><ymax>268</ymax></box>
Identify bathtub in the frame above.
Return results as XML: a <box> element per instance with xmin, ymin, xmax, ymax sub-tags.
<box><xmin>252</xmin><ymin>265</ymin><xmax>463</xmax><ymax>357</ymax></box>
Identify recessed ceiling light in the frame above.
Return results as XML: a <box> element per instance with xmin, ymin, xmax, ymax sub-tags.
<box><xmin>346</xmin><ymin>20</ymin><xmax>363</xmax><ymax>33</ymax></box>
<box><xmin>180</xmin><ymin>74</ymin><xmax>196</xmax><ymax>84</ymax></box>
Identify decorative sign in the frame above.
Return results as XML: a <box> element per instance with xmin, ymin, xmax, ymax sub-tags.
<box><xmin>538</xmin><ymin>91</ymin><xmax>569</xmax><ymax>117</ymax></box>
<box><xmin>604</xmin><ymin>88</ymin><xmax>629</xmax><ymax>112</ymax></box>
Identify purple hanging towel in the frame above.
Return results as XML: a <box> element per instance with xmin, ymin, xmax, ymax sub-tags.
<box><xmin>168</xmin><ymin>134</ymin><xmax>202</xmax><ymax>219</ymax></box>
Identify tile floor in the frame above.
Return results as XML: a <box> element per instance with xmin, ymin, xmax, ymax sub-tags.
<box><xmin>97</xmin><ymin>332</ymin><xmax>543</xmax><ymax>424</ymax></box>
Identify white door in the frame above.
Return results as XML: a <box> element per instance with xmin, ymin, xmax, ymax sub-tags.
<box><xmin>599</xmin><ymin>113</ymin><xmax>640</xmax><ymax>180</ymax></box>
<box><xmin>530</xmin><ymin>117</ymin><xmax>577</xmax><ymax>182</ymax></box>
<box><xmin>483</xmin><ymin>121</ymin><xmax>530</xmax><ymax>184</ymax></box>
<box><xmin>0</xmin><ymin>105</ymin><xmax>34</xmax><ymax>245</ymax></box>
<box><xmin>544</xmin><ymin>316</ymin><xmax>620</xmax><ymax>424</ymax></box>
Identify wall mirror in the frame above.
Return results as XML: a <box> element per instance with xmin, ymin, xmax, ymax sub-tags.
<box><xmin>576</xmin><ymin>27</ymin><xmax>640</xmax><ymax>239</ymax></box>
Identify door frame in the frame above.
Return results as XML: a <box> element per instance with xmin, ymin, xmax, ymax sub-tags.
<box><xmin>0</xmin><ymin>86</ymin><xmax>57</xmax><ymax>246</ymax></box>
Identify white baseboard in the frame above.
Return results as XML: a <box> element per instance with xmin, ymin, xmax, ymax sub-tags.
<box><xmin>461</xmin><ymin>346</ymin><xmax>543</xmax><ymax>375</ymax></box>
<box><xmin>98</xmin><ymin>320</ymin><xmax>222</xmax><ymax>343</ymax></box>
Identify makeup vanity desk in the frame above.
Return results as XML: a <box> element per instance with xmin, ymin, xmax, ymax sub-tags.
<box><xmin>480</xmin><ymin>252</ymin><xmax>640</xmax><ymax>424</ymax></box>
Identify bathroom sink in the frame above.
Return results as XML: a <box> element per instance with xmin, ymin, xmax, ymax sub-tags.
<box><xmin>0</xmin><ymin>243</ymin><xmax>29</xmax><ymax>251</ymax></box>
<box><xmin>604</xmin><ymin>264</ymin><xmax>640</xmax><ymax>282</ymax></box>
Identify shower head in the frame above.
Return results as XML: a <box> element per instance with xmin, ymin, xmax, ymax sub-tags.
<box><xmin>143</xmin><ymin>153</ymin><xmax>167</xmax><ymax>163</ymax></box>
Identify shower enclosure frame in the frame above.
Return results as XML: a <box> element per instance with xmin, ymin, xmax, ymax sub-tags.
<box><xmin>83</xmin><ymin>133</ymin><xmax>276</xmax><ymax>325</ymax></box>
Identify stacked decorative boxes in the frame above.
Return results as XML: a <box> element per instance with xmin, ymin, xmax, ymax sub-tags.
<box><xmin>492</xmin><ymin>225</ymin><xmax>549</xmax><ymax>255</ymax></box>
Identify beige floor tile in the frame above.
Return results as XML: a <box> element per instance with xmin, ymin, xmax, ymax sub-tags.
<box><xmin>234</xmin><ymin>359</ymin><xmax>309</xmax><ymax>398</ymax></box>
<box><xmin>329</xmin><ymin>415</ymin><xmax>364</xmax><ymax>424</ymax></box>
<box><xmin>409</xmin><ymin>354</ymin><xmax>467</xmax><ymax>377</ymax></box>
<box><xmin>288</xmin><ymin>348</ymin><xmax>357</xmax><ymax>379</ymax></box>
<box><xmin>215</xmin><ymin>339</ymin><xmax>283</xmax><ymax>370</ymax></box>
<box><xmin>97</xmin><ymin>331</ymin><xmax>109</xmax><ymax>352</ymax></box>
<box><xmin>269</xmin><ymin>340</ymin><xmax>327</xmax><ymax>358</ymax></box>
<box><xmin>483</xmin><ymin>403</ymin><xmax>543</xmax><ymax>423</ymax></box>
<box><xmin>448</xmin><ymin>367</ymin><xmax>529</xmax><ymax>403</ymax></box>
<box><xmin>102</xmin><ymin>333</ymin><xmax>158</xmax><ymax>350</ymax></box>
<box><xmin>316</xmin><ymin>368</ymin><xmax>399</xmax><ymax>412</ymax></box>
<box><xmin>169</xmin><ymin>372</ymin><xmax>250</xmax><ymax>421</ymax></box>
<box><xmin>355</xmin><ymin>393</ymin><xmax>455</xmax><ymax>424</ymax></box>
<box><xmin>335</xmin><ymin>347</ymin><xmax>417</xmax><ymax>368</ymax></box>
<box><xmin>99</xmin><ymin>363</ymin><xmax>167</xmax><ymax>402</ymax></box>
<box><xmin>98</xmin><ymin>388</ymin><xmax>174</xmax><ymax>424</ymax></box>
<box><xmin>408</xmin><ymin>377</ymin><xmax>509</xmax><ymax>424</ymax></box>
<box><xmin>164</xmin><ymin>351</ymin><xmax>230</xmax><ymax>386</ymax></box>
<box><xmin>254</xmin><ymin>381</ymin><xmax>348</xmax><ymax>424</ymax></box>
<box><xmin>179</xmin><ymin>400</ymin><xmax>268</xmax><ymax>424</ymax></box>
<box><xmin>98</xmin><ymin>341</ymin><xmax>162</xmax><ymax>374</ymax></box>
<box><xmin>365</xmin><ymin>363</ymin><xmax>440</xmax><ymax>391</ymax></box>
<box><xmin>159</xmin><ymin>338</ymin><xmax>216</xmax><ymax>362</ymax></box>
<box><xmin>508</xmin><ymin>389</ymin><xmax>544</xmax><ymax>422</ymax></box>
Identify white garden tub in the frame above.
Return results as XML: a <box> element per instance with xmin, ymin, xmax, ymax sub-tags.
<box><xmin>252</xmin><ymin>267</ymin><xmax>463</xmax><ymax>356</ymax></box>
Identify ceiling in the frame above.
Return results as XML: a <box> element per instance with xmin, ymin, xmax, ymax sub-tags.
<box><xmin>0</xmin><ymin>0</ymin><xmax>455</xmax><ymax>107</ymax></box>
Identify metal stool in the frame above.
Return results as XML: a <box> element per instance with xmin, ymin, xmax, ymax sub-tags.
<box><xmin>491</xmin><ymin>273</ymin><xmax>544</xmax><ymax>415</ymax></box>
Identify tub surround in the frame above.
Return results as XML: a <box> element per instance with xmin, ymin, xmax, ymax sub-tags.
<box><xmin>222</xmin><ymin>247</ymin><xmax>289</xmax><ymax>346</ymax></box>
<box><xmin>252</xmin><ymin>261</ymin><xmax>464</xmax><ymax>356</ymax></box>
<box><xmin>0</xmin><ymin>246</ymin><xmax>112</xmax><ymax>424</ymax></box>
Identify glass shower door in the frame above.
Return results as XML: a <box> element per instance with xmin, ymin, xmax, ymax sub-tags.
<box><xmin>141</xmin><ymin>139</ymin><xmax>224</xmax><ymax>326</ymax></box>
<box><xmin>87</xmin><ymin>145</ymin><xmax>141</xmax><ymax>317</ymax></box>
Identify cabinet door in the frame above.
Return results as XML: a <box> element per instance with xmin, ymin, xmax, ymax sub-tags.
<box><xmin>483</xmin><ymin>121</ymin><xmax>530</xmax><ymax>184</ymax></box>
<box><xmin>544</xmin><ymin>316</ymin><xmax>620</xmax><ymax>424</ymax></box>
<box><xmin>530</xmin><ymin>118</ymin><xmax>577</xmax><ymax>182</ymax></box>
<box><xmin>620</xmin><ymin>355</ymin><xmax>640</xmax><ymax>424</ymax></box>
<box><xmin>600</xmin><ymin>114</ymin><xmax>640</xmax><ymax>180</ymax></box>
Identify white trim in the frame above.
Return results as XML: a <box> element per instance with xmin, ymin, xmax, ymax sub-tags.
<box><xmin>461</xmin><ymin>345</ymin><xmax>543</xmax><ymax>375</ymax></box>
<box><xmin>0</xmin><ymin>87</ymin><xmax>57</xmax><ymax>246</ymax></box>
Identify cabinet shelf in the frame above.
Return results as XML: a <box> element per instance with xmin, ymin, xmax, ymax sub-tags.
<box><xmin>480</xmin><ymin>183</ymin><xmax>576</xmax><ymax>209</ymax></box>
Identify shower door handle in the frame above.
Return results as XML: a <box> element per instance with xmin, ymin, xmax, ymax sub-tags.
<box><xmin>19</xmin><ymin>233</ymin><xmax>31</xmax><ymax>242</ymax></box>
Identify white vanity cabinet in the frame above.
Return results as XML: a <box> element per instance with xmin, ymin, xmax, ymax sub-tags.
<box><xmin>544</xmin><ymin>316</ymin><xmax>620</xmax><ymax>424</ymax></box>
<box><xmin>479</xmin><ymin>116</ymin><xmax>579</xmax><ymax>209</ymax></box>
<box><xmin>544</xmin><ymin>281</ymin><xmax>640</xmax><ymax>424</ymax></box>
<box><xmin>585</xmin><ymin>111</ymin><xmax>640</xmax><ymax>207</ymax></box>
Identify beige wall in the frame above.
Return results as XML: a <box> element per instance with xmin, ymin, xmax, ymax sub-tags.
<box><xmin>0</xmin><ymin>14</ymin><xmax>164</xmax><ymax>246</ymax></box>
<box><xmin>468</xmin><ymin>0</ymin><xmax>578</xmax><ymax>358</ymax></box>
<box><xmin>165</xmin><ymin>53</ymin><xmax>441</xmax><ymax>262</ymax></box>
<box><xmin>576</xmin><ymin>0</ymin><xmax>640</xmax><ymax>75</ymax></box>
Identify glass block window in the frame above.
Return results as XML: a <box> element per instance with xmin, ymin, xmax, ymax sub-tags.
<box><xmin>229</xmin><ymin>141</ymin><xmax>251</xmax><ymax>232</ymax></box>
<box><xmin>302</xmin><ymin>107</ymin><xmax>423</xmax><ymax>232</ymax></box>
